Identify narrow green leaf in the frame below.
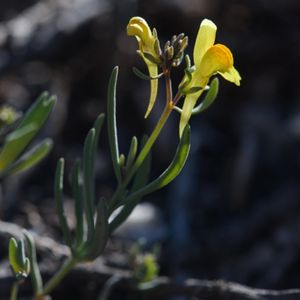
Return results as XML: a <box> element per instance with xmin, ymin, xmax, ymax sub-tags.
<box><xmin>72</xmin><ymin>114</ymin><xmax>105</xmax><ymax>257</ymax></box>
<box><xmin>92</xmin><ymin>114</ymin><xmax>105</xmax><ymax>158</ymax></box>
<box><xmin>24</xmin><ymin>231</ymin><xmax>43</xmax><ymax>296</ymax></box>
<box><xmin>83</xmin><ymin>128</ymin><xmax>96</xmax><ymax>240</ymax></box>
<box><xmin>90</xmin><ymin>113</ymin><xmax>105</xmax><ymax>205</ymax></box>
<box><xmin>24</xmin><ymin>258</ymin><xmax>30</xmax><ymax>275</ymax></box>
<box><xmin>3</xmin><ymin>139</ymin><xmax>53</xmax><ymax>177</ymax></box>
<box><xmin>82</xmin><ymin>113</ymin><xmax>105</xmax><ymax>244</ymax></box>
<box><xmin>0</xmin><ymin>124</ymin><xmax>37</xmax><ymax>171</ymax></box>
<box><xmin>131</xmin><ymin>135</ymin><xmax>151</xmax><ymax>193</ymax></box>
<box><xmin>107</xmin><ymin>67</ymin><xmax>121</xmax><ymax>183</ymax></box>
<box><xmin>109</xmin><ymin>136</ymin><xmax>151</xmax><ymax>233</ymax></box>
<box><xmin>138</xmin><ymin>125</ymin><xmax>190</xmax><ymax>191</ymax></box>
<box><xmin>87</xmin><ymin>199</ymin><xmax>108</xmax><ymax>260</ymax></box>
<box><xmin>109</xmin><ymin>126</ymin><xmax>190</xmax><ymax>233</ymax></box>
<box><xmin>119</xmin><ymin>154</ymin><xmax>125</xmax><ymax>169</ymax></box>
<box><xmin>17</xmin><ymin>92</ymin><xmax>55</xmax><ymax>129</ymax></box>
<box><xmin>191</xmin><ymin>77</ymin><xmax>219</xmax><ymax>115</ymax></box>
<box><xmin>71</xmin><ymin>159</ymin><xmax>84</xmax><ymax>251</ymax></box>
<box><xmin>108</xmin><ymin>135</ymin><xmax>149</xmax><ymax>215</ymax></box>
<box><xmin>132</xmin><ymin>67</ymin><xmax>163</xmax><ymax>81</ymax></box>
<box><xmin>16</xmin><ymin>240</ymin><xmax>26</xmax><ymax>270</ymax></box>
<box><xmin>125</xmin><ymin>136</ymin><xmax>138</xmax><ymax>172</ymax></box>
<box><xmin>9</xmin><ymin>238</ymin><xmax>20</xmax><ymax>274</ymax></box>
<box><xmin>55</xmin><ymin>158</ymin><xmax>72</xmax><ymax>248</ymax></box>
<box><xmin>0</xmin><ymin>92</ymin><xmax>56</xmax><ymax>170</ymax></box>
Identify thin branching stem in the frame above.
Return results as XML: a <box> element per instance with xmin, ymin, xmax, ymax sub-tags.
<box><xmin>164</xmin><ymin>67</ymin><xmax>173</xmax><ymax>105</ymax></box>
<box><xmin>39</xmin><ymin>257</ymin><xmax>77</xmax><ymax>298</ymax></box>
<box><xmin>10</xmin><ymin>282</ymin><xmax>19</xmax><ymax>300</ymax></box>
<box><xmin>109</xmin><ymin>65</ymin><xmax>175</xmax><ymax>214</ymax></box>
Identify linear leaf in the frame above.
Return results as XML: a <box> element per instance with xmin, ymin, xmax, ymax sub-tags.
<box><xmin>9</xmin><ymin>238</ymin><xmax>20</xmax><ymax>274</ymax></box>
<box><xmin>0</xmin><ymin>124</ymin><xmax>37</xmax><ymax>171</ymax></box>
<box><xmin>132</xmin><ymin>67</ymin><xmax>163</xmax><ymax>80</ymax></box>
<box><xmin>109</xmin><ymin>136</ymin><xmax>152</xmax><ymax>233</ymax></box>
<box><xmin>107</xmin><ymin>67</ymin><xmax>121</xmax><ymax>183</ymax></box>
<box><xmin>125</xmin><ymin>136</ymin><xmax>138</xmax><ymax>172</ymax></box>
<box><xmin>108</xmin><ymin>135</ymin><xmax>149</xmax><ymax>215</ymax></box>
<box><xmin>16</xmin><ymin>239</ymin><xmax>26</xmax><ymax>270</ymax></box>
<box><xmin>130</xmin><ymin>135</ymin><xmax>151</xmax><ymax>193</ymax></box>
<box><xmin>0</xmin><ymin>92</ymin><xmax>56</xmax><ymax>170</ymax></box>
<box><xmin>3</xmin><ymin>139</ymin><xmax>53</xmax><ymax>177</ymax></box>
<box><xmin>137</xmin><ymin>125</ymin><xmax>190</xmax><ymax>191</ymax></box>
<box><xmin>83</xmin><ymin>128</ymin><xmax>96</xmax><ymax>240</ymax></box>
<box><xmin>192</xmin><ymin>77</ymin><xmax>219</xmax><ymax>115</ymax></box>
<box><xmin>24</xmin><ymin>231</ymin><xmax>43</xmax><ymax>296</ymax></box>
<box><xmin>71</xmin><ymin>159</ymin><xmax>84</xmax><ymax>252</ymax></box>
<box><xmin>80</xmin><ymin>113</ymin><xmax>105</xmax><ymax>249</ymax></box>
<box><xmin>87</xmin><ymin>199</ymin><xmax>108</xmax><ymax>260</ymax></box>
<box><xmin>55</xmin><ymin>158</ymin><xmax>72</xmax><ymax>248</ymax></box>
<box><xmin>109</xmin><ymin>126</ymin><xmax>190</xmax><ymax>232</ymax></box>
<box><xmin>90</xmin><ymin>113</ymin><xmax>105</xmax><ymax>208</ymax></box>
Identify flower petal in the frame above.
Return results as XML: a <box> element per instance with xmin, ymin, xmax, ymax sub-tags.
<box><xmin>193</xmin><ymin>19</ymin><xmax>217</xmax><ymax>67</ymax></box>
<box><xmin>199</xmin><ymin>44</ymin><xmax>234</xmax><ymax>77</ymax></box>
<box><xmin>218</xmin><ymin>66</ymin><xmax>241</xmax><ymax>86</ymax></box>
<box><xmin>127</xmin><ymin>17</ymin><xmax>159</xmax><ymax>118</ymax></box>
<box><xmin>179</xmin><ymin>90</ymin><xmax>204</xmax><ymax>137</ymax></box>
<box><xmin>127</xmin><ymin>17</ymin><xmax>155</xmax><ymax>53</ymax></box>
<box><xmin>143</xmin><ymin>59</ymin><xmax>158</xmax><ymax>118</ymax></box>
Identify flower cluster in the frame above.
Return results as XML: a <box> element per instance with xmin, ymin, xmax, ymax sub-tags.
<box><xmin>127</xmin><ymin>17</ymin><xmax>241</xmax><ymax>136</ymax></box>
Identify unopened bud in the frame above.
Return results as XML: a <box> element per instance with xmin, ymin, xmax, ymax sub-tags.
<box><xmin>178</xmin><ymin>36</ymin><xmax>188</xmax><ymax>52</ymax></box>
<box><xmin>166</xmin><ymin>46</ymin><xmax>174</xmax><ymax>60</ymax></box>
<box><xmin>173</xmin><ymin>33</ymin><xmax>185</xmax><ymax>47</ymax></box>
<box><xmin>171</xmin><ymin>35</ymin><xmax>177</xmax><ymax>44</ymax></box>
<box><xmin>152</xmin><ymin>28</ymin><xmax>158</xmax><ymax>38</ymax></box>
<box><xmin>154</xmin><ymin>38</ymin><xmax>162</xmax><ymax>57</ymax></box>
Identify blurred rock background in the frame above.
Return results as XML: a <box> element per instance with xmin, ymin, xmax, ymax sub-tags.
<box><xmin>1</xmin><ymin>0</ymin><xmax>300</xmax><ymax>297</ymax></box>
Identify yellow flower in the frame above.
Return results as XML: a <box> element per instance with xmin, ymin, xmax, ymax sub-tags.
<box><xmin>127</xmin><ymin>17</ymin><xmax>159</xmax><ymax>118</ymax></box>
<box><xmin>179</xmin><ymin>19</ymin><xmax>241</xmax><ymax>136</ymax></box>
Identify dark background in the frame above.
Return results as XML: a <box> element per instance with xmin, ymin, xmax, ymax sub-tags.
<box><xmin>1</xmin><ymin>0</ymin><xmax>300</xmax><ymax>295</ymax></box>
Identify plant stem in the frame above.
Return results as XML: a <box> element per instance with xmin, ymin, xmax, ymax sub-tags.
<box><xmin>10</xmin><ymin>282</ymin><xmax>19</xmax><ymax>300</ymax></box>
<box><xmin>124</xmin><ymin>105</ymin><xmax>172</xmax><ymax>185</ymax></box>
<box><xmin>39</xmin><ymin>257</ymin><xmax>76</xmax><ymax>298</ymax></box>
<box><xmin>108</xmin><ymin>105</ymin><xmax>172</xmax><ymax>213</ymax></box>
<box><xmin>109</xmin><ymin>68</ymin><xmax>174</xmax><ymax>213</ymax></box>
<box><xmin>124</xmin><ymin>67</ymin><xmax>174</xmax><ymax>186</ymax></box>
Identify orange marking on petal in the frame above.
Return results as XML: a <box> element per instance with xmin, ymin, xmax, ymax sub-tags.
<box><xmin>208</xmin><ymin>44</ymin><xmax>233</xmax><ymax>70</ymax></box>
<box><xmin>199</xmin><ymin>43</ymin><xmax>235</xmax><ymax>77</ymax></box>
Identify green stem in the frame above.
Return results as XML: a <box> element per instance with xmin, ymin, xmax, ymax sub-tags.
<box><xmin>10</xmin><ymin>282</ymin><xmax>19</xmax><ymax>300</ymax></box>
<box><xmin>108</xmin><ymin>67</ymin><xmax>174</xmax><ymax>212</ymax></box>
<box><xmin>109</xmin><ymin>66</ymin><xmax>174</xmax><ymax>215</ymax></box>
<box><xmin>124</xmin><ymin>68</ymin><xmax>173</xmax><ymax>186</ymax></box>
<box><xmin>125</xmin><ymin>105</ymin><xmax>172</xmax><ymax>185</ymax></box>
<box><xmin>39</xmin><ymin>257</ymin><xmax>77</xmax><ymax>297</ymax></box>
<box><xmin>108</xmin><ymin>105</ymin><xmax>172</xmax><ymax>212</ymax></box>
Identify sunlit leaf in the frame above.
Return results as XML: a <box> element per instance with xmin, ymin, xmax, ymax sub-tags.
<box><xmin>0</xmin><ymin>92</ymin><xmax>56</xmax><ymax>171</ymax></box>
<box><xmin>191</xmin><ymin>77</ymin><xmax>219</xmax><ymax>115</ymax></box>
<box><xmin>87</xmin><ymin>199</ymin><xmax>108</xmax><ymax>259</ymax></box>
<box><xmin>24</xmin><ymin>231</ymin><xmax>43</xmax><ymax>296</ymax></box>
<box><xmin>125</xmin><ymin>136</ymin><xmax>138</xmax><ymax>172</ymax></box>
<box><xmin>83</xmin><ymin>128</ymin><xmax>96</xmax><ymax>240</ymax></box>
<box><xmin>107</xmin><ymin>67</ymin><xmax>121</xmax><ymax>183</ymax></box>
<box><xmin>55</xmin><ymin>158</ymin><xmax>72</xmax><ymax>248</ymax></box>
<box><xmin>109</xmin><ymin>127</ymin><xmax>190</xmax><ymax>233</ymax></box>
<box><xmin>3</xmin><ymin>139</ymin><xmax>53</xmax><ymax>177</ymax></box>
